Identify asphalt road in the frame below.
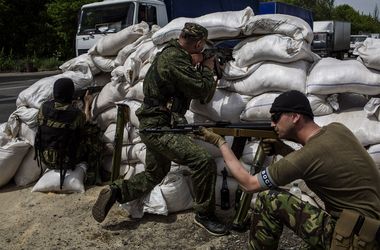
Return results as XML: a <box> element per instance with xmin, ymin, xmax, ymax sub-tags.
<box><xmin>0</xmin><ymin>71</ymin><xmax>60</xmax><ymax>123</ymax></box>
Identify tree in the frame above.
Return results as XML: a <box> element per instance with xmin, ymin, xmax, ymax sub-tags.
<box><xmin>46</xmin><ymin>0</ymin><xmax>96</xmax><ymax>59</ymax></box>
<box><xmin>374</xmin><ymin>4</ymin><xmax>379</xmax><ymax>21</ymax></box>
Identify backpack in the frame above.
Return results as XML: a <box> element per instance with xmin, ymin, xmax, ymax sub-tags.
<box><xmin>35</xmin><ymin>100</ymin><xmax>82</xmax><ymax>189</ymax></box>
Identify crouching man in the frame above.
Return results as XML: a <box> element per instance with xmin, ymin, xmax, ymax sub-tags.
<box><xmin>197</xmin><ymin>90</ymin><xmax>380</xmax><ymax>249</ymax></box>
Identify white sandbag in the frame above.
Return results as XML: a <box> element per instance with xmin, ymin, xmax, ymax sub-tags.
<box><xmin>90</xmin><ymin>22</ymin><xmax>149</xmax><ymax>56</ymax></box>
<box><xmin>244</xmin><ymin>14</ymin><xmax>314</xmax><ymax>43</ymax></box>
<box><xmin>233</xmin><ymin>34</ymin><xmax>316</xmax><ymax>67</ymax></box>
<box><xmin>222</xmin><ymin>61</ymin><xmax>263</xmax><ymax>80</ymax></box>
<box><xmin>368</xmin><ymin>144</ymin><xmax>380</xmax><ymax>172</ymax></box>
<box><xmin>306</xmin><ymin>57</ymin><xmax>380</xmax><ymax>95</ymax></box>
<box><xmin>356</xmin><ymin>38</ymin><xmax>380</xmax><ymax>71</ymax></box>
<box><xmin>31</xmin><ymin>163</ymin><xmax>87</xmax><ymax>193</ymax></box>
<box><xmin>240</xmin><ymin>93</ymin><xmax>279</xmax><ymax>121</ymax></box>
<box><xmin>102</xmin><ymin>123</ymin><xmax>140</xmax><ymax>145</ymax></box>
<box><xmin>114</xmin><ymin>33</ymin><xmax>151</xmax><ymax>67</ymax></box>
<box><xmin>152</xmin><ymin>7</ymin><xmax>254</xmax><ymax>45</ymax></box>
<box><xmin>110</xmin><ymin>66</ymin><xmax>127</xmax><ymax>85</ymax></box>
<box><xmin>59</xmin><ymin>53</ymin><xmax>101</xmax><ymax>75</ymax></box>
<box><xmin>93</xmin><ymin>72</ymin><xmax>112</xmax><ymax>86</ymax></box>
<box><xmin>0</xmin><ymin>138</ymin><xmax>31</xmax><ymax>187</ymax></box>
<box><xmin>101</xmin><ymin>155</ymin><xmax>136</xmax><ymax>179</ymax></box>
<box><xmin>160</xmin><ymin>172</ymin><xmax>193</xmax><ymax>213</ymax></box>
<box><xmin>364</xmin><ymin>98</ymin><xmax>380</xmax><ymax>120</ymax></box>
<box><xmin>314</xmin><ymin>108</ymin><xmax>380</xmax><ymax>146</ymax></box>
<box><xmin>184</xmin><ymin>110</ymin><xmax>213</xmax><ymax>124</ymax></box>
<box><xmin>16</xmin><ymin>72</ymin><xmax>94</xmax><ymax>109</ymax></box>
<box><xmin>116</xmin><ymin>99</ymin><xmax>142</xmax><ymax>128</ymax></box>
<box><xmin>138</xmin><ymin>63</ymin><xmax>151</xmax><ymax>81</ymax></box>
<box><xmin>215</xmin><ymin>174</ymin><xmax>239</xmax><ymax>208</ymax></box>
<box><xmin>190</xmin><ymin>89</ymin><xmax>252</xmax><ymax>123</ymax></box>
<box><xmin>91</xmin><ymin>81</ymin><xmax>127</xmax><ymax>117</ymax></box>
<box><xmin>18</xmin><ymin>122</ymin><xmax>37</xmax><ymax>145</ymax></box>
<box><xmin>308</xmin><ymin>95</ymin><xmax>333</xmax><ymax>116</ymax></box>
<box><xmin>222</xmin><ymin>60</ymin><xmax>308</xmax><ymax>96</ymax></box>
<box><xmin>123</xmin><ymin>143</ymin><xmax>146</xmax><ymax>165</ymax></box>
<box><xmin>125</xmin><ymin>81</ymin><xmax>144</xmax><ymax>101</ymax></box>
<box><xmin>14</xmin><ymin>147</ymin><xmax>44</xmax><ymax>186</ymax></box>
<box><xmin>94</xmin><ymin>107</ymin><xmax>117</xmax><ymax>131</ymax></box>
<box><xmin>8</xmin><ymin>106</ymin><xmax>39</xmax><ymax>127</ymax></box>
<box><xmin>91</xmin><ymin>55</ymin><xmax>115</xmax><ymax>72</ymax></box>
<box><xmin>123</xmin><ymin>40</ymin><xmax>157</xmax><ymax>85</ymax></box>
<box><xmin>0</xmin><ymin>123</ymin><xmax>10</xmax><ymax>147</ymax></box>
<box><xmin>142</xmin><ymin>185</ymin><xmax>168</xmax><ymax>215</ymax></box>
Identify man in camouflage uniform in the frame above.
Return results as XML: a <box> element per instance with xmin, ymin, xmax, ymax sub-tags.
<box><xmin>197</xmin><ymin>90</ymin><xmax>380</xmax><ymax>249</ymax></box>
<box><xmin>36</xmin><ymin>78</ymin><xmax>102</xmax><ymax>187</ymax></box>
<box><xmin>92</xmin><ymin>23</ymin><xmax>228</xmax><ymax>236</ymax></box>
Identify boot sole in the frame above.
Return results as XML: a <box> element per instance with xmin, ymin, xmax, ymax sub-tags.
<box><xmin>92</xmin><ymin>188</ymin><xmax>112</xmax><ymax>223</ymax></box>
<box><xmin>193</xmin><ymin>218</ymin><xmax>229</xmax><ymax>236</ymax></box>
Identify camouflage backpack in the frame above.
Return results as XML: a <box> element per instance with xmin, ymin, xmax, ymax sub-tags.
<box><xmin>35</xmin><ymin>100</ymin><xmax>82</xmax><ymax>189</ymax></box>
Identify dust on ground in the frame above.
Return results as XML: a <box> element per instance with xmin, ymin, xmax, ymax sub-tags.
<box><xmin>0</xmin><ymin>183</ymin><xmax>304</xmax><ymax>249</ymax></box>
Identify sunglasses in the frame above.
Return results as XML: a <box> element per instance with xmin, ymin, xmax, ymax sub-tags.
<box><xmin>271</xmin><ymin>112</ymin><xmax>283</xmax><ymax>123</ymax></box>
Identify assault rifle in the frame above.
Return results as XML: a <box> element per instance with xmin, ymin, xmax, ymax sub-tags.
<box><xmin>203</xmin><ymin>47</ymin><xmax>234</xmax><ymax>79</ymax></box>
<box><xmin>141</xmin><ymin>121</ymin><xmax>276</xmax><ymax>231</ymax></box>
<box><xmin>73</xmin><ymin>85</ymin><xmax>104</xmax><ymax>100</ymax></box>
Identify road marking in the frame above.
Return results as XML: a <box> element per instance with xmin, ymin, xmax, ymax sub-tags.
<box><xmin>0</xmin><ymin>97</ymin><xmax>17</xmax><ymax>102</ymax></box>
<box><xmin>0</xmin><ymin>85</ymin><xmax>31</xmax><ymax>91</ymax></box>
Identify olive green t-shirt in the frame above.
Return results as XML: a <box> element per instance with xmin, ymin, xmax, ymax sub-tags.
<box><xmin>259</xmin><ymin>122</ymin><xmax>380</xmax><ymax>219</ymax></box>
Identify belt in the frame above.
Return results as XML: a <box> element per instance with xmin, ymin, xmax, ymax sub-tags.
<box><xmin>143</xmin><ymin>97</ymin><xmax>170</xmax><ymax>112</ymax></box>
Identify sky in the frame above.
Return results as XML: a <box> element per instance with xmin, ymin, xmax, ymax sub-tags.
<box><xmin>335</xmin><ymin>0</ymin><xmax>380</xmax><ymax>15</ymax></box>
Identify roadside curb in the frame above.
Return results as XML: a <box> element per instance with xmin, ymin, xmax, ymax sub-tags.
<box><xmin>0</xmin><ymin>70</ymin><xmax>61</xmax><ymax>82</ymax></box>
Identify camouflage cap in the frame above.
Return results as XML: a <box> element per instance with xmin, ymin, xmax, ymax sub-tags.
<box><xmin>182</xmin><ymin>22</ymin><xmax>208</xmax><ymax>40</ymax></box>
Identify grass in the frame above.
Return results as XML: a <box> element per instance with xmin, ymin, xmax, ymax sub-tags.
<box><xmin>0</xmin><ymin>49</ymin><xmax>64</xmax><ymax>73</ymax></box>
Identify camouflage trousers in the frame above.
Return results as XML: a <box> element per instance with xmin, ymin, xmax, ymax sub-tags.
<box><xmin>249</xmin><ymin>189</ymin><xmax>336</xmax><ymax>250</ymax></box>
<box><xmin>114</xmin><ymin>132</ymin><xmax>217</xmax><ymax>214</ymax></box>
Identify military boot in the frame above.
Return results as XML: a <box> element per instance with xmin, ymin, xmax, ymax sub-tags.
<box><xmin>92</xmin><ymin>185</ymin><xmax>119</xmax><ymax>223</ymax></box>
<box><xmin>194</xmin><ymin>213</ymin><xmax>229</xmax><ymax>236</ymax></box>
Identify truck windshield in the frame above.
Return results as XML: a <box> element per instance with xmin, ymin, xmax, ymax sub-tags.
<box><xmin>78</xmin><ymin>3</ymin><xmax>135</xmax><ymax>35</ymax></box>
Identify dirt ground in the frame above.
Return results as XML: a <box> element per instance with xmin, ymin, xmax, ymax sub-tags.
<box><xmin>0</xmin><ymin>182</ymin><xmax>304</xmax><ymax>250</ymax></box>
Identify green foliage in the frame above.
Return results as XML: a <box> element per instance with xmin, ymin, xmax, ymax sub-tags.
<box><xmin>46</xmin><ymin>0</ymin><xmax>96</xmax><ymax>59</ymax></box>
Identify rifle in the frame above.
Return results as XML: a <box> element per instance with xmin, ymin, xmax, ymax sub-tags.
<box><xmin>73</xmin><ymin>85</ymin><xmax>104</xmax><ymax>100</ymax></box>
<box><xmin>203</xmin><ymin>47</ymin><xmax>234</xmax><ymax>79</ymax></box>
<box><xmin>141</xmin><ymin>121</ymin><xmax>277</xmax><ymax>231</ymax></box>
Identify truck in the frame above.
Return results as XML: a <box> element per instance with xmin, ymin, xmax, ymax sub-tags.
<box><xmin>76</xmin><ymin>0</ymin><xmax>259</xmax><ymax>56</ymax></box>
<box><xmin>259</xmin><ymin>1</ymin><xmax>313</xmax><ymax>29</ymax></box>
<box><xmin>312</xmin><ymin>20</ymin><xmax>351</xmax><ymax>59</ymax></box>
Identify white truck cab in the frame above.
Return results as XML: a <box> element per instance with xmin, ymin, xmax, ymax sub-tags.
<box><xmin>76</xmin><ymin>0</ymin><xmax>168</xmax><ymax>56</ymax></box>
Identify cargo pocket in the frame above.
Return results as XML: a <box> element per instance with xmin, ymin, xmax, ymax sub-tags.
<box><xmin>354</xmin><ymin>216</ymin><xmax>380</xmax><ymax>249</ymax></box>
<box><xmin>330</xmin><ymin>210</ymin><xmax>359</xmax><ymax>250</ymax></box>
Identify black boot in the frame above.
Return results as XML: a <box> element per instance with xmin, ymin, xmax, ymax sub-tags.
<box><xmin>92</xmin><ymin>185</ymin><xmax>118</xmax><ymax>223</ymax></box>
<box><xmin>194</xmin><ymin>213</ymin><xmax>229</xmax><ymax>236</ymax></box>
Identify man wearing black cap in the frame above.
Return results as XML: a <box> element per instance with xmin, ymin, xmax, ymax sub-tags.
<box><xmin>92</xmin><ymin>23</ymin><xmax>228</xmax><ymax>236</ymax></box>
<box><xmin>197</xmin><ymin>90</ymin><xmax>380</xmax><ymax>249</ymax></box>
<box><xmin>35</xmin><ymin>77</ymin><xmax>95</xmax><ymax>188</ymax></box>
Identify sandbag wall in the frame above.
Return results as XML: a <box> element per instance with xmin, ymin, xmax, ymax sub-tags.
<box><xmin>1</xmin><ymin>9</ymin><xmax>380</xmax><ymax>210</ymax></box>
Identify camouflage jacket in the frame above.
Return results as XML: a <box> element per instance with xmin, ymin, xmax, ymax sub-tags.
<box><xmin>136</xmin><ymin>39</ymin><xmax>215</xmax><ymax>129</ymax></box>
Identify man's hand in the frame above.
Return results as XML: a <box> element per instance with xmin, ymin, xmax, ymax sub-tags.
<box><xmin>202</xmin><ymin>56</ymin><xmax>215</xmax><ymax>70</ymax></box>
<box><xmin>191</xmin><ymin>53</ymin><xmax>204</xmax><ymax>66</ymax></box>
<box><xmin>262</xmin><ymin>139</ymin><xmax>294</xmax><ymax>156</ymax></box>
<box><xmin>195</xmin><ymin>127</ymin><xmax>226</xmax><ymax>147</ymax></box>
<box><xmin>83</xmin><ymin>90</ymin><xmax>94</xmax><ymax>122</ymax></box>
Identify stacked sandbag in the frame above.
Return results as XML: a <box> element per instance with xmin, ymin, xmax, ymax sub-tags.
<box><xmin>356</xmin><ymin>38</ymin><xmax>380</xmax><ymax>71</ymax></box>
